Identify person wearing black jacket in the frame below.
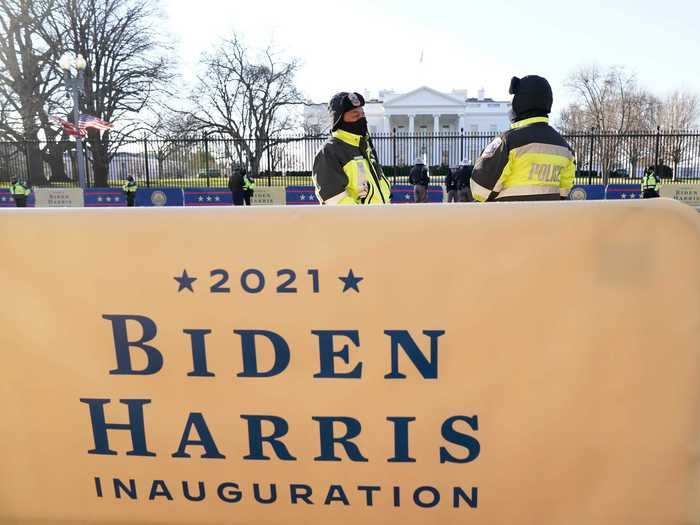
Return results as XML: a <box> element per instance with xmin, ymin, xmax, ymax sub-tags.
<box><xmin>445</xmin><ymin>166</ymin><xmax>459</xmax><ymax>203</ymax></box>
<box><xmin>408</xmin><ymin>157</ymin><xmax>429</xmax><ymax>203</ymax></box>
<box><xmin>228</xmin><ymin>167</ymin><xmax>245</xmax><ymax>206</ymax></box>
<box><xmin>456</xmin><ymin>159</ymin><xmax>474</xmax><ymax>202</ymax></box>
<box><xmin>471</xmin><ymin>75</ymin><xmax>575</xmax><ymax>202</ymax></box>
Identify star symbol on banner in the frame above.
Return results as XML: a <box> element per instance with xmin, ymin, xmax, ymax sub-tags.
<box><xmin>97</xmin><ymin>196</ymin><xmax>103</xmax><ymax>202</ymax></box>
<box><xmin>174</xmin><ymin>270</ymin><xmax>197</xmax><ymax>293</ymax></box>
<box><xmin>405</xmin><ymin>194</ymin><xmax>411</xmax><ymax>200</ymax></box>
<box><xmin>206</xmin><ymin>196</ymin><xmax>212</xmax><ymax>202</ymax></box>
<box><xmin>106</xmin><ymin>196</ymin><xmax>112</xmax><ymax>202</ymax></box>
<box><xmin>198</xmin><ymin>196</ymin><xmax>204</xmax><ymax>202</ymax></box>
<box><xmin>214</xmin><ymin>196</ymin><xmax>220</xmax><ymax>202</ymax></box>
<box><xmin>300</xmin><ymin>194</ymin><xmax>306</xmax><ymax>201</ymax></box>
<box><xmin>339</xmin><ymin>269</ymin><xmax>363</xmax><ymax>293</ymax></box>
<box><xmin>115</xmin><ymin>196</ymin><xmax>120</xmax><ymax>202</ymax></box>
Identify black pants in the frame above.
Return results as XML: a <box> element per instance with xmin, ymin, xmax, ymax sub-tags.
<box><xmin>642</xmin><ymin>189</ymin><xmax>659</xmax><ymax>199</ymax></box>
<box><xmin>243</xmin><ymin>190</ymin><xmax>253</xmax><ymax>206</ymax></box>
<box><xmin>231</xmin><ymin>190</ymin><xmax>244</xmax><ymax>206</ymax></box>
<box><xmin>126</xmin><ymin>193</ymin><xmax>136</xmax><ymax>207</ymax></box>
<box><xmin>13</xmin><ymin>196</ymin><xmax>27</xmax><ymax>207</ymax></box>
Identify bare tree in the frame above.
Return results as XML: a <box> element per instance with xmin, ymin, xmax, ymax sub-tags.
<box><xmin>142</xmin><ymin>109</ymin><xmax>200</xmax><ymax>180</ymax></box>
<box><xmin>658</xmin><ymin>91</ymin><xmax>700</xmax><ymax>178</ymax></box>
<box><xmin>188</xmin><ymin>35</ymin><xmax>303</xmax><ymax>176</ymax></box>
<box><xmin>53</xmin><ymin>0</ymin><xmax>173</xmax><ymax>186</ymax></box>
<box><xmin>0</xmin><ymin>0</ymin><xmax>65</xmax><ymax>184</ymax></box>
<box><xmin>564</xmin><ymin>65</ymin><xmax>654</xmax><ymax>179</ymax></box>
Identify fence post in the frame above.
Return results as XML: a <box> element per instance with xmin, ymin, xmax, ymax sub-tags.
<box><xmin>84</xmin><ymin>145</ymin><xmax>91</xmax><ymax>188</ymax></box>
<box><xmin>654</xmin><ymin>126</ymin><xmax>661</xmax><ymax>173</ymax></box>
<box><xmin>267</xmin><ymin>138</ymin><xmax>272</xmax><ymax>185</ymax></box>
<box><xmin>143</xmin><ymin>135</ymin><xmax>151</xmax><ymax>188</ymax></box>
<box><xmin>392</xmin><ymin>127</ymin><xmax>397</xmax><ymax>184</ymax></box>
<box><xmin>588</xmin><ymin>127</ymin><xmax>595</xmax><ymax>185</ymax></box>
<box><xmin>460</xmin><ymin>128</ymin><xmax>464</xmax><ymax>163</ymax></box>
<box><xmin>204</xmin><ymin>133</ymin><xmax>210</xmax><ymax>187</ymax></box>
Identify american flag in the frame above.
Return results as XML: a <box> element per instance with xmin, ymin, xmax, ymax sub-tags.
<box><xmin>50</xmin><ymin>116</ymin><xmax>85</xmax><ymax>137</ymax></box>
<box><xmin>79</xmin><ymin>114</ymin><xmax>113</xmax><ymax>131</ymax></box>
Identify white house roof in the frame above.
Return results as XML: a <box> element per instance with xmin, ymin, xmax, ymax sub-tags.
<box><xmin>383</xmin><ymin>86</ymin><xmax>466</xmax><ymax>108</ymax></box>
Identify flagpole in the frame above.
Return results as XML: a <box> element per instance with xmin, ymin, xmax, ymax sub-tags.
<box><xmin>60</xmin><ymin>53</ymin><xmax>88</xmax><ymax>189</ymax></box>
<box><xmin>73</xmin><ymin>73</ymin><xmax>87</xmax><ymax>189</ymax></box>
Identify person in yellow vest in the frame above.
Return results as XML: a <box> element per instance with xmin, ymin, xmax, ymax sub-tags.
<box><xmin>9</xmin><ymin>178</ymin><xmax>31</xmax><ymax>207</ymax></box>
<box><xmin>312</xmin><ymin>91</ymin><xmax>391</xmax><ymax>205</ymax></box>
<box><xmin>122</xmin><ymin>175</ymin><xmax>137</xmax><ymax>207</ymax></box>
<box><xmin>242</xmin><ymin>169</ymin><xmax>256</xmax><ymax>206</ymax></box>
<box><xmin>471</xmin><ymin>75</ymin><xmax>576</xmax><ymax>202</ymax></box>
<box><xmin>641</xmin><ymin>167</ymin><xmax>661</xmax><ymax>198</ymax></box>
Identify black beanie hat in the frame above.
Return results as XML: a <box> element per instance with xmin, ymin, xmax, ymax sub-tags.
<box><xmin>329</xmin><ymin>92</ymin><xmax>365</xmax><ymax>131</ymax></box>
<box><xmin>509</xmin><ymin>75</ymin><xmax>553</xmax><ymax>121</ymax></box>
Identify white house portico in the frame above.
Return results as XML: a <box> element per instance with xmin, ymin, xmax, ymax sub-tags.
<box><xmin>380</xmin><ymin>86</ymin><xmax>467</xmax><ymax>134</ymax></box>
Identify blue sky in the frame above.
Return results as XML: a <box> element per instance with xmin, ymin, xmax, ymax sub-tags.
<box><xmin>163</xmin><ymin>0</ymin><xmax>700</xmax><ymax>116</ymax></box>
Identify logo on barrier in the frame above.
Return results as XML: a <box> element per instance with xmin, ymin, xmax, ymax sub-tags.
<box><xmin>569</xmin><ymin>187</ymin><xmax>587</xmax><ymax>200</ymax></box>
<box><xmin>151</xmin><ymin>190</ymin><xmax>167</xmax><ymax>206</ymax></box>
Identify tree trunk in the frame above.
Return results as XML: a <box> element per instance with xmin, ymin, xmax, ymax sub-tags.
<box><xmin>24</xmin><ymin>141</ymin><xmax>48</xmax><ymax>186</ymax></box>
<box><xmin>88</xmin><ymin>134</ymin><xmax>110</xmax><ymax>187</ymax></box>
<box><xmin>44</xmin><ymin>141</ymin><xmax>72</xmax><ymax>183</ymax></box>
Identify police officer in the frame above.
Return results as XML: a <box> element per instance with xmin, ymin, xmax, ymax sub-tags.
<box><xmin>122</xmin><ymin>175</ymin><xmax>137</xmax><ymax>207</ymax></box>
<box><xmin>471</xmin><ymin>76</ymin><xmax>576</xmax><ymax>202</ymax></box>
<box><xmin>9</xmin><ymin>178</ymin><xmax>31</xmax><ymax>207</ymax></box>
<box><xmin>445</xmin><ymin>165</ymin><xmax>458</xmax><ymax>203</ymax></box>
<box><xmin>409</xmin><ymin>157</ymin><xmax>429</xmax><ymax>203</ymax></box>
<box><xmin>242</xmin><ymin>169</ymin><xmax>256</xmax><ymax>206</ymax></box>
<box><xmin>641</xmin><ymin>167</ymin><xmax>661</xmax><ymax>198</ymax></box>
<box><xmin>228</xmin><ymin>167</ymin><xmax>245</xmax><ymax>206</ymax></box>
<box><xmin>456</xmin><ymin>159</ymin><xmax>474</xmax><ymax>202</ymax></box>
<box><xmin>312</xmin><ymin>92</ymin><xmax>390</xmax><ymax>205</ymax></box>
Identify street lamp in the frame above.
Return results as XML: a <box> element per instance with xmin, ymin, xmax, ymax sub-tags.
<box><xmin>59</xmin><ymin>52</ymin><xmax>87</xmax><ymax>188</ymax></box>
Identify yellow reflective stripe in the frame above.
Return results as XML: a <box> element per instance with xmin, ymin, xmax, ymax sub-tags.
<box><xmin>332</xmin><ymin>129</ymin><xmax>362</xmax><ymax>147</ymax></box>
<box><xmin>511</xmin><ymin>116</ymin><xmax>549</xmax><ymax>129</ymax></box>
<box><xmin>470</xmin><ymin>179</ymin><xmax>491</xmax><ymax>202</ymax></box>
<box><xmin>340</xmin><ymin>157</ymin><xmax>390</xmax><ymax>205</ymax></box>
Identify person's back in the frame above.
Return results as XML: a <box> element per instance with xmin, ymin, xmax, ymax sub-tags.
<box><xmin>456</xmin><ymin>160</ymin><xmax>474</xmax><ymax>201</ymax></box>
<box><xmin>641</xmin><ymin>168</ymin><xmax>660</xmax><ymax>198</ymax></box>
<box><xmin>445</xmin><ymin>167</ymin><xmax>458</xmax><ymax>203</ymax></box>
<box><xmin>228</xmin><ymin>169</ymin><xmax>245</xmax><ymax>206</ymax></box>
<box><xmin>471</xmin><ymin>75</ymin><xmax>575</xmax><ymax>202</ymax></box>
<box><xmin>409</xmin><ymin>160</ymin><xmax>429</xmax><ymax>202</ymax></box>
<box><xmin>9</xmin><ymin>179</ymin><xmax>31</xmax><ymax>207</ymax></box>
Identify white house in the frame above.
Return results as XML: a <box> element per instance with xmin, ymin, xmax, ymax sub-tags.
<box><xmin>304</xmin><ymin>86</ymin><xmax>511</xmax><ymax>135</ymax></box>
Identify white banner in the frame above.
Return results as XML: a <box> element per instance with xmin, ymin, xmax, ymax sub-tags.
<box><xmin>660</xmin><ymin>184</ymin><xmax>700</xmax><ymax>206</ymax></box>
<box><xmin>34</xmin><ymin>188</ymin><xmax>85</xmax><ymax>208</ymax></box>
<box><xmin>252</xmin><ymin>186</ymin><xmax>285</xmax><ymax>206</ymax></box>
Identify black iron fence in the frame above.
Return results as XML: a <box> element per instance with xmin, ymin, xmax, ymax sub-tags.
<box><xmin>2</xmin><ymin>129</ymin><xmax>699</xmax><ymax>188</ymax></box>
